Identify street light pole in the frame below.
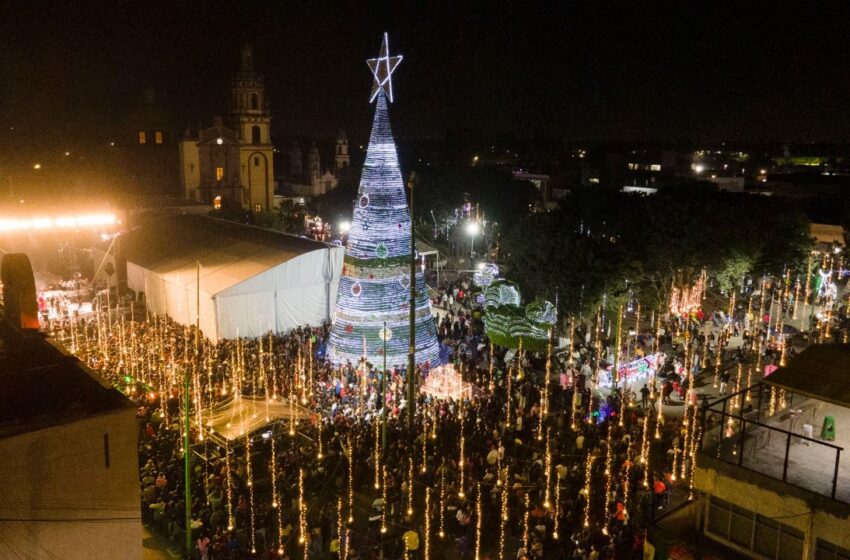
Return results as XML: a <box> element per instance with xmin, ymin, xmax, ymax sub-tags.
<box><xmin>465</xmin><ymin>221</ymin><xmax>480</xmax><ymax>261</ymax></box>
<box><xmin>382</xmin><ymin>321</ymin><xmax>388</xmax><ymax>451</ymax></box>
<box><xmin>184</xmin><ymin>261</ymin><xmax>198</xmax><ymax>558</ymax></box>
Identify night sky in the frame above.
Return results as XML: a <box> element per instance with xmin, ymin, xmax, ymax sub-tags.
<box><xmin>3</xmin><ymin>1</ymin><xmax>850</xmax><ymax>145</ymax></box>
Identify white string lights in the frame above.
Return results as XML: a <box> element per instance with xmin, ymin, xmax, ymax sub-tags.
<box><xmin>326</xmin><ymin>36</ymin><xmax>440</xmax><ymax>369</ymax></box>
<box><xmin>475</xmin><ymin>482</ymin><xmax>482</xmax><ymax>560</ymax></box>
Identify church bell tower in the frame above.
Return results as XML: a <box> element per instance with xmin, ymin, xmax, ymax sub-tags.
<box><xmin>335</xmin><ymin>129</ymin><xmax>350</xmax><ymax>173</ymax></box>
<box><xmin>232</xmin><ymin>43</ymin><xmax>275</xmax><ymax>212</ymax></box>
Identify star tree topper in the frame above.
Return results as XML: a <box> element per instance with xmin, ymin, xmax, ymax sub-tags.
<box><xmin>367</xmin><ymin>32</ymin><xmax>403</xmax><ymax>103</ymax></box>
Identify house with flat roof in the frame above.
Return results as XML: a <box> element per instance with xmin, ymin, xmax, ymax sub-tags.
<box><xmin>696</xmin><ymin>344</ymin><xmax>850</xmax><ymax>559</ymax></box>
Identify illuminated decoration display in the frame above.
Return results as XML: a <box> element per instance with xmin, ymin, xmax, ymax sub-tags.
<box><xmin>481</xmin><ymin>280</ymin><xmax>555</xmax><ymax>351</ymax></box>
<box><xmin>816</xmin><ymin>268</ymin><xmax>837</xmax><ymax>299</ymax></box>
<box><xmin>599</xmin><ymin>353</ymin><xmax>664</xmax><ymax>387</ymax></box>
<box><xmin>420</xmin><ymin>364</ymin><xmax>472</xmax><ymax>400</ymax></box>
<box><xmin>366</xmin><ymin>32</ymin><xmax>402</xmax><ymax>103</ymax></box>
<box><xmin>326</xmin><ymin>34</ymin><xmax>440</xmax><ymax>369</ymax></box>
<box><xmin>483</xmin><ymin>280</ymin><xmax>521</xmax><ymax>308</ymax></box>
<box><xmin>668</xmin><ymin>272</ymin><xmax>706</xmax><ymax>316</ymax></box>
<box><xmin>473</xmin><ymin>263</ymin><xmax>500</xmax><ymax>288</ymax></box>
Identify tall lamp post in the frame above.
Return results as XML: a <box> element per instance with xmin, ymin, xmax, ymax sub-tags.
<box><xmin>379</xmin><ymin>322</ymin><xmax>390</xmax><ymax>450</ymax></box>
<box><xmin>465</xmin><ymin>221</ymin><xmax>480</xmax><ymax>260</ymax></box>
<box><xmin>185</xmin><ymin>261</ymin><xmax>199</xmax><ymax>557</ymax></box>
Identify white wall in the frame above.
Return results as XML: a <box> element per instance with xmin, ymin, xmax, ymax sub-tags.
<box><xmin>128</xmin><ymin>246</ymin><xmax>343</xmax><ymax>340</ymax></box>
<box><xmin>696</xmin><ymin>463</ymin><xmax>850</xmax><ymax>558</ymax></box>
<box><xmin>127</xmin><ymin>262</ymin><xmax>219</xmax><ymax>338</ymax></box>
<box><xmin>215</xmin><ymin>246</ymin><xmax>343</xmax><ymax>338</ymax></box>
<box><xmin>0</xmin><ymin>407</ymin><xmax>141</xmax><ymax>560</ymax></box>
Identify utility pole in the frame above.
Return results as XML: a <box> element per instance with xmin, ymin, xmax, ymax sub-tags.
<box><xmin>184</xmin><ymin>260</ymin><xmax>198</xmax><ymax>557</ymax></box>
<box><xmin>382</xmin><ymin>321</ymin><xmax>388</xmax><ymax>451</ymax></box>
<box><xmin>612</xmin><ymin>303</ymin><xmax>623</xmax><ymax>394</ymax></box>
<box><xmin>407</xmin><ymin>172</ymin><xmax>417</xmax><ymax>431</ymax></box>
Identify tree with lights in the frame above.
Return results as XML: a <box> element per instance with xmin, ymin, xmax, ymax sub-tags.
<box><xmin>326</xmin><ymin>33</ymin><xmax>440</xmax><ymax>369</ymax></box>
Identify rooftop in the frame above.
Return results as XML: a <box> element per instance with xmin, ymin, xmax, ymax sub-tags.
<box><xmin>117</xmin><ymin>214</ymin><xmax>333</xmax><ymax>296</ymax></box>
<box><xmin>764</xmin><ymin>344</ymin><xmax>850</xmax><ymax>408</ymax></box>
<box><xmin>0</xmin><ymin>325</ymin><xmax>131</xmax><ymax>439</ymax></box>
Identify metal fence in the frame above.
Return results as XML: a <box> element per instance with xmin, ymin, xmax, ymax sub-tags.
<box><xmin>700</xmin><ymin>383</ymin><xmax>845</xmax><ymax>503</ymax></box>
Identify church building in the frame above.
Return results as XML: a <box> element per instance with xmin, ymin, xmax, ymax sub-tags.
<box><xmin>281</xmin><ymin>130</ymin><xmax>350</xmax><ymax>198</ymax></box>
<box><xmin>179</xmin><ymin>44</ymin><xmax>275</xmax><ymax>212</ymax></box>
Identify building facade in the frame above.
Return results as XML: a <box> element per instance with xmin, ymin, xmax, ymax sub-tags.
<box><xmin>179</xmin><ymin>44</ymin><xmax>275</xmax><ymax>212</ymax></box>
<box><xmin>694</xmin><ymin>345</ymin><xmax>850</xmax><ymax>559</ymax></box>
<box><xmin>0</xmin><ymin>253</ymin><xmax>141</xmax><ymax>559</ymax></box>
<box><xmin>281</xmin><ymin>131</ymin><xmax>350</xmax><ymax>198</ymax></box>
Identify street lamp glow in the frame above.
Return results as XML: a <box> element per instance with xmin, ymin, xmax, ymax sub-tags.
<box><xmin>338</xmin><ymin>220</ymin><xmax>351</xmax><ymax>234</ymax></box>
<box><xmin>33</xmin><ymin>163</ymin><xmax>41</xmax><ymax>170</ymax></box>
<box><xmin>693</xmin><ymin>164</ymin><xmax>704</xmax><ymax>174</ymax></box>
<box><xmin>465</xmin><ymin>221</ymin><xmax>480</xmax><ymax>236</ymax></box>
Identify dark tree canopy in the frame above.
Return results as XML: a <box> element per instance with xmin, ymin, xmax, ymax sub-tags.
<box><xmin>503</xmin><ymin>184</ymin><xmax>814</xmax><ymax>319</ymax></box>
<box><xmin>412</xmin><ymin>167</ymin><xmax>540</xmax><ymax>231</ymax></box>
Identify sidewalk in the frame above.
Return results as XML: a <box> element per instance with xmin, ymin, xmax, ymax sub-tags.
<box><xmin>143</xmin><ymin>526</ymin><xmax>181</xmax><ymax>560</ymax></box>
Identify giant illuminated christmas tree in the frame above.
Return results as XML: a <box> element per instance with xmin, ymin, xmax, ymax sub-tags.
<box><xmin>326</xmin><ymin>33</ymin><xmax>441</xmax><ymax>369</ymax></box>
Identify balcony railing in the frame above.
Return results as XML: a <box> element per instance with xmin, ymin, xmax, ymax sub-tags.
<box><xmin>700</xmin><ymin>383</ymin><xmax>846</xmax><ymax>503</ymax></box>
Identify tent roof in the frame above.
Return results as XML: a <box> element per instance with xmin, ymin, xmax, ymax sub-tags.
<box><xmin>416</xmin><ymin>238</ymin><xmax>438</xmax><ymax>256</ymax></box>
<box><xmin>763</xmin><ymin>344</ymin><xmax>850</xmax><ymax>408</ymax></box>
<box><xmin>118</xmin><ymin>214</ymin><xmax>331</xmax><ymax>296</ymax></box>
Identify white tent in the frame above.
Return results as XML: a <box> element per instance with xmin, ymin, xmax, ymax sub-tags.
<box><xmin>121</xmin><ymin>215</ymin><xmax>343</xmax><ymax>339</ymax></box>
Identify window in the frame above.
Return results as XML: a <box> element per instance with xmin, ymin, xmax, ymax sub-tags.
<box><xmin>706</xmin><ymin>497</ymin><xmax>804</xmax><ymax>560</ymax></box>
<box><xmin>251</xmin><ymin>93</ymin><xmax>259</xmax><ymax>110</ymax></box>
<box><xmin>251</xmin><ymin>125</ymin><xmax>261</xmax><ymax>145</ymax></box>
<box><xmin>155</xmin><ymin>131</ymin><xmax>163</xmax><ymax>144</ymax></box>
<box><xmin>138</xmin><ymin>131</ymin><xmax>146</xmax><ymax>144</ymax></box>
<box><xmin>816</xmin><ymin>539</ymin><xmax>850</xmax><ymax>560</ymax></box>
<box><xmin>650</xmin><ymin>164</ymin><xmax>661</xmax><ymax>171</ymax></box>
<box><xmin>729</xmin><ymin>505</ymin><xmax>753</xmax><ymax>548</ymax></box>
<box><xmin>216</xmin><ymin>167</ymin><xmax>224</xmax><ymax>182</ymax></box>
<box><xmin>254</xmin><ymin>156</ymin><xmax>261</xmax><ymax>167</ymax></box>
<box><xmin>254</xmin><ymin>204</ymin><xmax>262</xmax><ymax>213</ymax></box>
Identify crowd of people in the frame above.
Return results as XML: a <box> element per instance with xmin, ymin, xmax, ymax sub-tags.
<box><xmin>44</xmin><ymin>273</ymin><xmax>813</xmax><ymax>560</ymax></box>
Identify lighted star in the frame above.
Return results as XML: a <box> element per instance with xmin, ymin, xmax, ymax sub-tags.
<box><xmin>367</xmin><ymin>32</ymin><xmax>403</xmax><ymax>103</ymax></box>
